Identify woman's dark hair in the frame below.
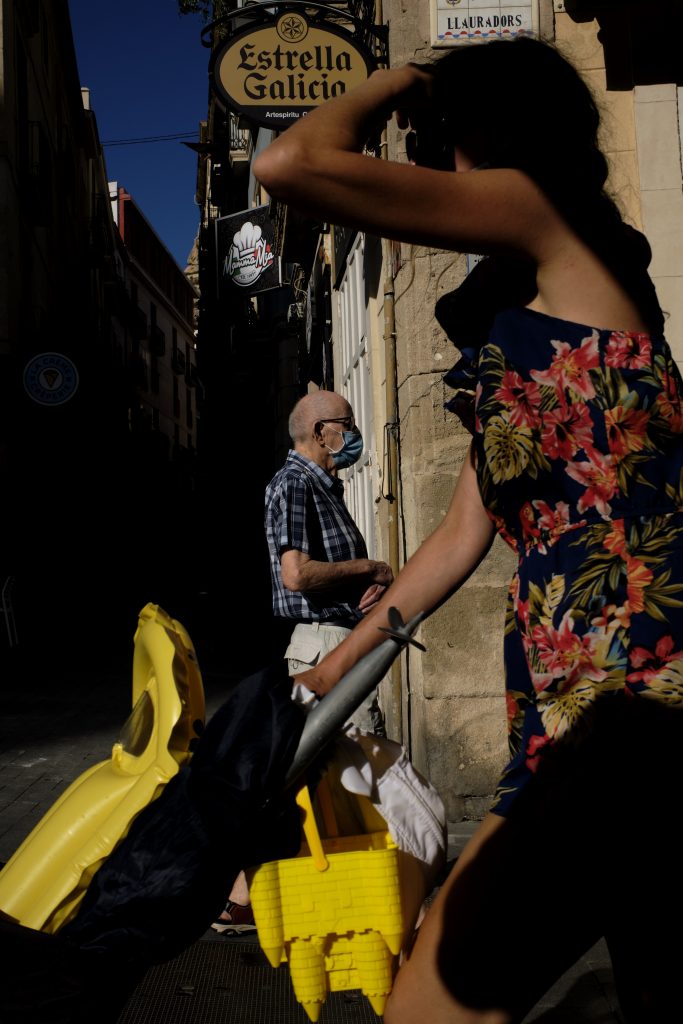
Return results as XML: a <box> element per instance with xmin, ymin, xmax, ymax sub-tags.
<box><xmin>427</xmin><ymin>37</ymin><xmax>664</xmax><ymax>334</ymax></box>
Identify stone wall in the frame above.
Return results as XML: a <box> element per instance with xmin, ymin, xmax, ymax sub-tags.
<box><xmin>392</xmin><ymin>243</ymin><xmax>515</xmax><ymax>820</ymax></box>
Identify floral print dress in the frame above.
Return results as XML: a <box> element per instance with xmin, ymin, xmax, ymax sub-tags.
<box><xmin>446</xmin><ymin>306</ymin><xmax>683</xmax><ymax>815</ymax></box>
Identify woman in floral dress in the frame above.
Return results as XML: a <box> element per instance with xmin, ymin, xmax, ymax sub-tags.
<box><xmin>253</xmin><ymin>36</ymin><xmax>681</xmax><ymax>1024</ymax></box>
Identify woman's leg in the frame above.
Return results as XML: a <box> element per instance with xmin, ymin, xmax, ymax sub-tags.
<box><xmin>386</xmin><ymin>814</ymin><xmax>512</xmax><ymax>1024</ymax></box>
<box><xmin>388</xmin><ymin>697</ymin><xmax>683</xmax><ymax>1024</ymax></box>
<box><xmin>386</xmin><ymin>803</ymin><xmax>604</xmax><ymax>1024</ymax></box>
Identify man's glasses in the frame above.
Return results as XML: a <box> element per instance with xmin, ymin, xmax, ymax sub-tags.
<box><xmin>319</xmin><ymin>416</ymin><xmax>356</xmax><ymax>431</ymax></box>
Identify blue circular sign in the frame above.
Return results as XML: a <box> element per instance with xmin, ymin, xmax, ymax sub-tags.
<box><xmin>23</xmin><ymin>352</ymin><xmax>79</xmax><ymax>406</ymax></box>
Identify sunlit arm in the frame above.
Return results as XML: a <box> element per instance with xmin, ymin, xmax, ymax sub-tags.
<box><xmin>251</xmin><ymin>66</ymin><xmax>555</xmax><ymax>259</ymax></box>
<box><xmin>295</xmin><ymin>455</ymin><xmax>496</xmax><ymax>696</ymax></box>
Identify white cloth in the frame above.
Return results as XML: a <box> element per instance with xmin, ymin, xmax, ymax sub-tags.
<box><xmin>335</xmin><ymin>726</ymin><xmax>447</xmax><ymax>873</ymax></box>
<box><xmin>291</xmin><ymin>685</ymin><xmax>447</xmax><ymax>880</ymax></box>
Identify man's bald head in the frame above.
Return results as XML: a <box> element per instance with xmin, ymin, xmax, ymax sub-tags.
<box><xmin>288</xmin><ymin>391</ymin><xmax>353</xmax><ymax>444</ymax></box>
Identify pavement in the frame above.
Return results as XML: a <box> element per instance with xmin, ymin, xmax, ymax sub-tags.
<box><xmin>0</xmin><ymin>639</ymin><xmax>624</xmax><ymax>1023</ymax></box>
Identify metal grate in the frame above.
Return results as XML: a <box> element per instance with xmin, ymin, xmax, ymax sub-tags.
<box><xmin>117</xmin><ymin>939</ymin><xmax>383</xmax><ymax>1024</ymax></box>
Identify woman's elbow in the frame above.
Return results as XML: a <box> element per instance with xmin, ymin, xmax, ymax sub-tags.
<box><xmin>253</xmin><ymin>142</ymin><xmax>303</xmax><ymax>198</ymax></box>
<box><xmin>252</xmin><ymin>149</ymin><xmax>277</xmax><ymax>192</ymax></box>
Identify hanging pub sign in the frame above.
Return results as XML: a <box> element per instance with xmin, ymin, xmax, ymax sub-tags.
<box><xmin>216</xmin><ymin>204</ymin><xmax>282</xmax><ymax>298</ymax></box>
<box><xmin>430</xmin><ymin>0</ymin><xmax>539</xmax><ymax>47</ymax></box>
<box><xmin>210</xmin><ymin>8</ymin><xmax>377</xmax><ymax>129</ymax></box>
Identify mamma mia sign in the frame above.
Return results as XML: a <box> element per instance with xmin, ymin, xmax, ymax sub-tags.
<box><xmin>216</xmin><ymin>205</ymin><xmax>281</xmax><ymax>298</ymax></box>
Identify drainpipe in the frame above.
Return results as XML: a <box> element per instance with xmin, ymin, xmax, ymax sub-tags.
<box><xmin>373</xmin><ymin>0</ymin><xmax>405</xmax><ymax>746</ymax></box>
<box><xmin>381</xmin><ymin>234</ymin><xmax>403</xmax><ymax>745</ymax></box>
<box><xmin>378</xmin><ymin>146</ymin><xmax>403</xmax><ymax>741</ymax></box>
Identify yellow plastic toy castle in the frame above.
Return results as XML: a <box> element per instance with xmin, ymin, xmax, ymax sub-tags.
<box><xmin>248</xmin><ymin>776</ymin><xmax>403</xmax><ymax>1021</ymax></box>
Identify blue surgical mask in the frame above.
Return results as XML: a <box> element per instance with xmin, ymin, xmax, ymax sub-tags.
<box><xmin>326</xmin><ymin>428</ymin><xmax>364</xmax><ymax>469</ymax></box>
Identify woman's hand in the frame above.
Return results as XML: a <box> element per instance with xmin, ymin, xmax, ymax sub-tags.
<box><xmin>291</xmin><ymin>663</ymin><xmax>341</xmax><ymax>698</ymax></box>
<box><xmin>357</xmin><ymin>63</ymin><xmax>436</xmax><ymax>131</ymax></box>
<box><xmin>393</xmin><ymin>62</ymin><xmax>437</xmax><ymax>131</ymax></box>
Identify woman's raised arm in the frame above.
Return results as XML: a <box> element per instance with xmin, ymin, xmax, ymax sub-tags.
<box><xmin>252</xmin><ymin>66</ymin><xmax>560</xmax><ymax>261</ymax></box>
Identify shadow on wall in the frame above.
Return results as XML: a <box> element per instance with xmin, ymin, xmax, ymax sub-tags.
<box><xmin>566</xmin><ymin>0</ymin><xmax>683</xmax><ymax>88</ymax></box>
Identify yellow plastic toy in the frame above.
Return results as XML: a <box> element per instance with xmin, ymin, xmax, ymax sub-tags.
<box><xmin>0</xmin><ymin>602</ymin><xmax>204</xmax><ymax>934</ymax></box>
<box><xmin>247</xmin><ymin>776</ymin><xmax>404</xmax><ymax>1021</ymax></box>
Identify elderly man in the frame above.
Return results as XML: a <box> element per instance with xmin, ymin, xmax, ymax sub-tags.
<box><xmin>212</xmin><ymin>392</ymin><xmax>394</xmax><ymax>933</ymax></box>
<box><xmin>265</xmin><ymin>390</ymin><xmax>393</xmax><ymax>734</ymax></box>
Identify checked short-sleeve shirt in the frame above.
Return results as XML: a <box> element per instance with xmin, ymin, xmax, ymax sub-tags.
<box><xmin>265</xmin><ymin>450</ymin><xmax>368</xmax><ymax>622</ymax></box>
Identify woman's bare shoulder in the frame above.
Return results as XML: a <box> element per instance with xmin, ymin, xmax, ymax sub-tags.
<box><xmin>534</xmin><ymin>233</ymin><xmax>652</xmax><ymax>334</ymax></box>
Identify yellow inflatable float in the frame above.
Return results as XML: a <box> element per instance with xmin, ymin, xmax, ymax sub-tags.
<box><xmin>0</xmin><ymin>602</ymin><xmax>204</xmax><ymax>933</ymax></box>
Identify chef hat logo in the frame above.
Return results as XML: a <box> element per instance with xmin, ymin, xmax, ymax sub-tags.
<box><xmin>226</xmin><ymin>219</ymin><xmax>275</xmax><ymax>287</ymax></box>
<box><xmin>233</xmin><ymin>221</ymin><xmax>262</xmax><ymax>251</ymax></box>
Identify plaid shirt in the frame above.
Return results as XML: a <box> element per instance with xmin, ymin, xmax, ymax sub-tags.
<box><xmin>265</xmin><ymin>450</ymin><xmax>368</xmax><ymax>622</ymax></box>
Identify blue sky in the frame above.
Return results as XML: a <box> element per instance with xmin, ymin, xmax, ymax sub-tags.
<box><xmin>67</xmin><ymin>0</ymin><xmax>211</xmax><ymax>269</ymax></box>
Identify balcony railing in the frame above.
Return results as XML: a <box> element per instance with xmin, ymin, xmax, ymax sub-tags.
<box><xmin>229</xmin><ymin>115</ymin><xmax>253</xmax><ymax>165</ymax></box>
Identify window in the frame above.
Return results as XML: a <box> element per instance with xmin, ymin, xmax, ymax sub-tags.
<box><xmin>335</xmin><ymin>234</ymin><xmax>377</xmax><ymax>557</ymax></box>
<box><xmin>150</xmin><ymin>325</ymin><xmax>165</xmax><ymax>356</ymax></box>
<box><xmin>173</xmin><ymin>376</ymin><xmax>180</xmax><ymax>419</ymax></box>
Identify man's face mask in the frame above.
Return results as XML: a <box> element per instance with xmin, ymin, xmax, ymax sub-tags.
<box><xmin>321</xmin><ymin>418</ymin><xmax>364</xmax><ymax>469</ymax></box>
